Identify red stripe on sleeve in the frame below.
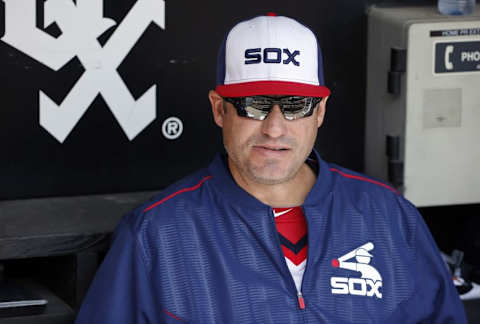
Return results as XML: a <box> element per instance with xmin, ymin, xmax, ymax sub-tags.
<box><xmin>162</xmin><ymin>309</ymin><xmax>184</xmax><ymax>322</ymax></box>
<box><xmin>144</xmin><ymin>176</ymin><xmax>212</xmax><ymax>212</ymax></box>
<box><xmin>329</xmin><ymin>168</ymin><xmax>398</xmax><ymax>194</ymax></box>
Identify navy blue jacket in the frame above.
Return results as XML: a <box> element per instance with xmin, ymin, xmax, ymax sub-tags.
<box><xmin>75</xmin><ymin>151</ymin><xmax>466</xmax><ymax>323</ymax></box>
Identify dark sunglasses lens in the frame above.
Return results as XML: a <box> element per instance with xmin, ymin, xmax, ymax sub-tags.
<box><xmin>224</xmin><ymin>96</ymin><xmax>321</xmax><ymax>120</ymax></box>
<box><xmin>280</xmin><ymin>97</ymin><xmax>320</xmax><ymax>120</ymax></box>
<box><xmin>244</xmin><ymin>97</ymin><xmax>275</xmax><ymax>120</ymax></box>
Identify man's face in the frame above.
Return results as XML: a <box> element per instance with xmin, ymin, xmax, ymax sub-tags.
<box><xmin>209</xmin><ymin>91</ymin><xmax>327</xmax><ymax>185</ymax></box>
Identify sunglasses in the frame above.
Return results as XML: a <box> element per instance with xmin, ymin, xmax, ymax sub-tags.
<box><xmin>223</xmin><ymin>96</ymin><xmax>322</xmax><ymax>121</ymax></box>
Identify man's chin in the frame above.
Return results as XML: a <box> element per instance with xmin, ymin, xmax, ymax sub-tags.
<box><xmin>247</xmin><ymin>167</ymin><xmax>294</xmax><ymax>185</ymax></box>
<box><xmin>250</xmin><ymin>177</ymin><xmax>290</xmax><ymax>185</ymax></box>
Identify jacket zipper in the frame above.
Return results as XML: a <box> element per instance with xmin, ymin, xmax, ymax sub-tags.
<box><xmin>300</xmin><ymin>206</ymin><xmax>311</xmax><ymax>320</ymax></box>
<box><xmin>269</xmin><ymin>208</ymin><xmax>307</xmax><ymax>312</ymax></box>
<box><xmin>297</xmin><ymin>291</ymin><xmax>306</xmax><ymax>310</ymax></box>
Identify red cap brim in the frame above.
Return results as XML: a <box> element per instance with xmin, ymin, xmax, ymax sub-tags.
<box><xmin>215</xmin><ymin>81</ymin><xmax>331</xmax><ymax>98</ymax></box>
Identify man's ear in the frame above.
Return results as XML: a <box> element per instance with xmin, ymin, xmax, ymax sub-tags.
<box><xmin>316</xmin><ymin>96</ymin><xmax>328</xmax><ymax>127</ymax></box>
<box><xmin>209</xmin><ymin>90</ymin><xmax>225</xmax><ymax>128</ymax></box>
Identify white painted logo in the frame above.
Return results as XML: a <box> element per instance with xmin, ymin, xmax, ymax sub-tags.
<box><xmin>331</xmin><ymin>242</ymin><xmax>383</xmax><ymax>298</ymax></box>
<box><xmin>162</xmin><ymin>117</ymin><xmax>183</xmax><ymax>140</ymax></box>
<box><xmin>1</xmin><ymin>0</ymin><xmax>165</xmax><ymax>142</ymax></box>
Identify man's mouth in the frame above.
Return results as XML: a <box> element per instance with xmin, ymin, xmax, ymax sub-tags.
<box><xmin>256</xmin><ymin>145</ymin><xmax>290</xmax><ymax>151</ymax></box>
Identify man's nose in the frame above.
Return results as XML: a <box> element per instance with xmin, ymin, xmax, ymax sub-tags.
<box><xmin>261</xmin><ymin>105</ymin><xmax>287</xmax><ymax>138</ymax></box>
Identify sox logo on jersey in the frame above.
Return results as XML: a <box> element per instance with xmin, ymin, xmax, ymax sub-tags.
<box><xmin>330</xmin><ymin>242</ymin><xmax>383</xmax><ymax>299</ymax></box>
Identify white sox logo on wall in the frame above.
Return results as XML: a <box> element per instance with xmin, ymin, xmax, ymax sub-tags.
<box><xmin>1</xmin><ymin>0</ymin><xmax>166</xmax><ymax>142</ymax></box>
<box><xmin>331</xmin><ymin>242</ymin><xmax>383</xmax><ymax>298</ymax></box>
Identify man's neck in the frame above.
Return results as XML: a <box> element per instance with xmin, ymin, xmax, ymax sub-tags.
<box><xmin>228</xmin><ymin>159</ymin><xmax>317</xmax><ymax>208</ymax></box>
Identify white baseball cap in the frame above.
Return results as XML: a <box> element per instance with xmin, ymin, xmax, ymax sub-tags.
<box><xmin>356</xmin><ymin>248</ymin><xmax>373</xmax><ymax>258</ymax></box>
<box><xmin>215</xmin><ymin>13</ymin><xmax>331</xmax><ymax>98</ymax></box>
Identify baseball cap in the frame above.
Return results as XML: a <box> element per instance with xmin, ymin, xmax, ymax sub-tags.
<box><xmin>215</xmin><ymin>14</ymin><xmax>331</xmax><ymax>98</ymax></box>
<box><xmin>356</xmin><ymin>248</ymin><xmax>373</xmax><ymax>258</ymax></box>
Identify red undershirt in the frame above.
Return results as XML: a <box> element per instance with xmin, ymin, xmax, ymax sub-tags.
<box><xmin>273</xmin><ymin>206</ymin><xmax>308</xmax><ymax>291</ymax></box>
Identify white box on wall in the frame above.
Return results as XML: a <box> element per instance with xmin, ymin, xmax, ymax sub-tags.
<box><xmin>365</xmin><ymin>5</ymin><xmax>480</xmax><ymax>207</ymax></box>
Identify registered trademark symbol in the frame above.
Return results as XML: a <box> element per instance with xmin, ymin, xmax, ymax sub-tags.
<box><xmin>162</xmin><ymin>117</ymin><xmax>183</xmax><ymax>140</ymax></box>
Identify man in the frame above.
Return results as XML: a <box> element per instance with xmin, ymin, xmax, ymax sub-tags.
<box><xmin>75</xmin><ymin>14</ymin><xmax>467</xmax><ymax>323</ymax></box>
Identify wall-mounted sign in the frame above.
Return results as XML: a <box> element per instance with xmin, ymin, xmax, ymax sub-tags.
<box><xmin>430</xmin><ymin>28</ymin><xmax>480</xmax><ymax>37</ymax></box>
<box><xmin>434</xmin><ymin>41</ymin><xmax>480</xmax><ymax>74</ymax></box>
